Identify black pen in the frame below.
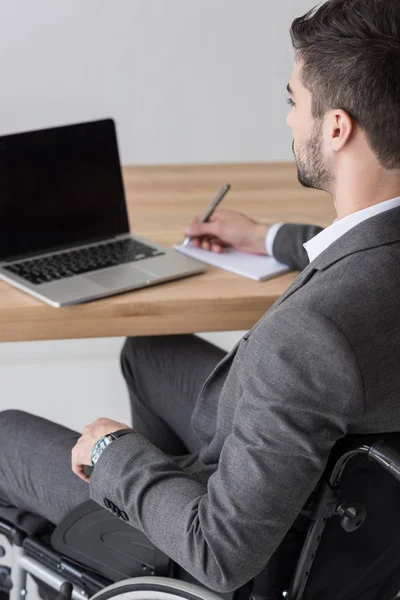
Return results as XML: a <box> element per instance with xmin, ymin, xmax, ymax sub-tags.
<box><xmin>182</xmin><ymin>183</ymin><xmax>231</xmax><ymax>247</ymax></box>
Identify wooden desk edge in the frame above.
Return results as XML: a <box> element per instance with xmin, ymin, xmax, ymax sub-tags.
<box><xmin>0</xmin><ymin>295</ymin><xmax>276</xmax><ymax>342</ymax></box>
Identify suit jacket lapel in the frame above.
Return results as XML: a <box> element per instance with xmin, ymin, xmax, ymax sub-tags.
<box><xmin>204</xmin><ymin>263</ymin><xmax>318</xmax><ymax>381</ymax></box>
<box><xmin>268</xmin><ymin>263</ymin><xmax>318</xmax><ymax>310</ymax></box>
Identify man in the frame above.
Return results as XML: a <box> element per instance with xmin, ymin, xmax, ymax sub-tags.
<box><xmin>1</xmin><ymin>0</ymin><xmax>400</xmax><ymax>594</ymax></box>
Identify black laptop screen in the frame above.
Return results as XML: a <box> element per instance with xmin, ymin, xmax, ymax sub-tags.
<box><xmin>0</xmin><ymin>119</ymin><xmax>130</xmax><ymax>262</ymax></box>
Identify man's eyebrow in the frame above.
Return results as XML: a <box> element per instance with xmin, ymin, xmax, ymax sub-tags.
<box><xmin>287</xmin><ymin>83</ymin><xmax>295</xmax><ymax>97</ymax></box>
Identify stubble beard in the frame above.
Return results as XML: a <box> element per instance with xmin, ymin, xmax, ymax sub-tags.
<box><xmin>293</xmin><ymin>120</ymin><xmax>334</xmax><ymax>195</ymax></box>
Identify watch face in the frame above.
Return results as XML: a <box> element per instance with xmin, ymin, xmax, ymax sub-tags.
<box><xmin>91</xmin><ymin>435</ymin><xmax>113</xmax><ymax>465</ymax></box>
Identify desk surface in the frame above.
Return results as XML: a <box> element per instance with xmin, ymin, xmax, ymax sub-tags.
<box><xmin>0</xmin><ymin>163</ymin><xmax>335</xmax><ymax>342</ymax></box>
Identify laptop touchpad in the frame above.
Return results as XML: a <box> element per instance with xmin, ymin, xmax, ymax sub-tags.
<box><xmin>85</xmin><ymin>265</ymin><xmax>155</xmax><ymax>289</ymax></box>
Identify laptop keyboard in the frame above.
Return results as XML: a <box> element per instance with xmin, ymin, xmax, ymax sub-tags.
<box><xmin>4</xmin><ymin>238</ymin><xmax>165</xmax><ymax>286</ymax></box>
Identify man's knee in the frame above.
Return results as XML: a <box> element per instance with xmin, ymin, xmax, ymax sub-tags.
<box><xmin>0</xmin><ymin>409</ymin><xmax>30</xmax><ymax>428</ymax></box>
<box><xmin>120</xmin><ymin>336</ymin><xmax>143</xmax><ymax>365</ymax></box>
<box><xmin>120</xmin><ymin>335</ymin><xmax>173</xmax><ymax>381</ymax></box>
<box><xmin>120</xmin><ymin>336</ymin><xmax>151</xmax><ymax>382</ymax></box>
<box><xmin>0</xmin><ymin>410</ymin><xmax>39</xmax><ymax>464</ymax></box>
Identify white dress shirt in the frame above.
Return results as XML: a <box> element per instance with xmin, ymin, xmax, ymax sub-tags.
<box><xmin>265</xmin><ymin>196</ymin><xmax>400</xmax><ymax>263</ymax></box>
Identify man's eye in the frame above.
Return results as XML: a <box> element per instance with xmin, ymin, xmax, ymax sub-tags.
<box><xmin>287</xmin><ymin>97</ymin><xmax>295</xmax><ymax>107</ymax></box>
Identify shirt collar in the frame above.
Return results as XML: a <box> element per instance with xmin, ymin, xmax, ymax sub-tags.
<box><xmin>303</xmin><ymin>196</ymin><xmax>400</xmax><ymax>263</ymax></box>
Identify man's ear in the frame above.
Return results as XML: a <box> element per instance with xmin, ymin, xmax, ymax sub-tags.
<box><xmin>331</xmin><ymin>109</ymin><xmax>353</xmax><ymax>152</ymax></box>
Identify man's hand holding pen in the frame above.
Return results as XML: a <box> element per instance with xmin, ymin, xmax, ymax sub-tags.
<box><xmin>184</xmin><ymin>209</ymin><xmax>272</xmax><ymax>255</ymax></box>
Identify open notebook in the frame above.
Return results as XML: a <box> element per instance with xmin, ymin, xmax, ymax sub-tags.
<box><xmin>174</xmin><ymin>243</ymin><xmax>290</xmax><ymax>281</ymax></box>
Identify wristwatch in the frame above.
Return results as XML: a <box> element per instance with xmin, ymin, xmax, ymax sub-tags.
<box><xmin>91</xmin><ymin>428</ymin><xmax>133</xmax><ymax>466</ymax></box>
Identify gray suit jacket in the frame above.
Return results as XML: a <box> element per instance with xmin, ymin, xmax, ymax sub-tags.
<box><xmin>90</xmin><ymin>208</ymin><xmax>400</xmax><ymax>593</ymax></box>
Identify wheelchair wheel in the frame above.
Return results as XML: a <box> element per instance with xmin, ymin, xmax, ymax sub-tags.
<box><xmin>91</xmin><ymin>577</ymin><xmax>223</xmax><ymax>600</ymax></box>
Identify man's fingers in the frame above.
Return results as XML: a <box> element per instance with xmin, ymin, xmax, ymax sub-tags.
<box><xmin>201</xmin><ymin>240</ymin><xmax>224</xmax><ymax>253</ymax></box>
<box><xmin>71</xmin><ymin>439</ymin><xmax>91</xmax><ymax>483</ymax></box>
<box><xmin>184</xmin><ymin>222</ymin><xmax>220</xmax><ymax>238</ymax></box>
<box><xmin>211</xmin><ymin>242</ymin><xmax>223</xmax><ymax>253</ymax></box>
<box><xmin>71</xmin><ymin>462</ymin><xmax>90</xmax><ymax>483</ymax></box>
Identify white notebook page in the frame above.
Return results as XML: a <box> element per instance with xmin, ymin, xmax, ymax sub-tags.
<box><xmin>174</xmin><ymin>243</ymin><xmax>290</xmax><ymax>281</ymax></box>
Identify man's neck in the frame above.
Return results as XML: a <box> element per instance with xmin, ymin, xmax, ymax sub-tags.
<box><xmin>334</xmin><ymin>179</ymin><xmax>400</xmax><ymax>220</ymax></box>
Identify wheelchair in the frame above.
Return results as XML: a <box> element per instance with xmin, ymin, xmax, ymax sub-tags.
<box><xmin>1</xmin><ymin>433</ymin><xmax>400</xmax><ymax>600</ymax></box>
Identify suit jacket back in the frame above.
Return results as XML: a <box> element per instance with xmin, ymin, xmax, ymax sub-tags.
<box><xmin>90</xmin><ymin>206</ymin><xmax>400</xmax><ymax>593</ymax></box>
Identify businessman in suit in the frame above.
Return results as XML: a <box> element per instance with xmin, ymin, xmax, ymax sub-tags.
<box><xmin>1</xmin><ymin>0</ymin><xmax>400</xmax><ymax>595</ymax></box>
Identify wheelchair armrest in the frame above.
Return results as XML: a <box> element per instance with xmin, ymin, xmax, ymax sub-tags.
<box><xmin>368</xmin><ymin>438</ymin><xmax>400</xmax><ymax>483</ymax></box>
<box><xmin>323</xmin><ymin>432</ymin><xmax>400</xmax><ymax>489</ymax></box>
<box><xmin>51</xmin><ymin>500</ymin><xmax>172</xmax><ymax>583</ymax></box>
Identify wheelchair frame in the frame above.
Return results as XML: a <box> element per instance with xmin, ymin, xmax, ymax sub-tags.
<box><xmin>1</xmin><ymin>433</ymin><xmax>400</xmax><ymax>600</ymax></box>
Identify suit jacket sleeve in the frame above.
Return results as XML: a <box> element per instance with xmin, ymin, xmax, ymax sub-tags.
<box><xmin>89</xmin><ymin>307</ymin><xmax>363</xmax><ymax>593</ymax></box>
<box><xmin>272</xmin><ymin>224</ymin><xmax>324</xmax><ymax>270</ymax></box>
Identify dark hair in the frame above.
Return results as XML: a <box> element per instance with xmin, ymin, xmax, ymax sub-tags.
<box><xmin>290</xmin><ymin>0</ymin><xmax>400</xmax><ymax>169</ymax></box>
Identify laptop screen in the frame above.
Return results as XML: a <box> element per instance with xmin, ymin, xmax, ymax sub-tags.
<box><xmin>0</xmin><ymin>119</ymin><xmax>130</xmax><ymax>262</ymax></box>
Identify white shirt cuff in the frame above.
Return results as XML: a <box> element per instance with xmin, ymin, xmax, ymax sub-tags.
<box><xmin>265</xmin><ymin>223</ymin><xmax>284</xmax><ymax>257</ymax></box>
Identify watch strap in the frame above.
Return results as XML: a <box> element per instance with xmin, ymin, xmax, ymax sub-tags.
<box><xmin>108</xmin><ymin>428</ymin><xmax>134</xmax><ymax>441</ymax></box>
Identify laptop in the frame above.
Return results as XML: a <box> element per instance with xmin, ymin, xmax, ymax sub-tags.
<box><xmin>0</xmin><ymin>119</ymin><xmax>205</xmax><ymax>307</ymax></box>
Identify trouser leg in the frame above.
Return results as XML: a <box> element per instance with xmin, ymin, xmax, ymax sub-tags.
<box><xmin>0</xmin><ymin>335</ymin><xmax>226</xmax><ymax>525</ymax></box>
<box><xmin>120</xmin><ymin>334</ymin><xmax>226</xmax><ymax>455</ymax></box>
<box><xmin>0</xmin><ymin>410</ymin><xmax>89</xmax><ymax>526</ymax></box>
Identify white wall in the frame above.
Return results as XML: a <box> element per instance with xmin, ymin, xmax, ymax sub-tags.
<box><xmin>0</xmin><ymin>0</ymin><xmax>313</xmax><ymax>165</ymax></box>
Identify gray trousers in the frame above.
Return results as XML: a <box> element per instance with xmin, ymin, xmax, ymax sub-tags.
<box><xmin>0</xmin><ymin>335</ymin><xmax>225</xmax><ymax>527</ymax></box>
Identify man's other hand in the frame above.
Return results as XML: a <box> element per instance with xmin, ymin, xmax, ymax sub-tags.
<box><xmin>71</xmin><ymin>417</ymin><xmax>131</xmax><ymax>483</ymax></box>
<box><xmin>184</xmin><ymin>209</ymin><xmax>271</xmax><ymax>254</ymax></box>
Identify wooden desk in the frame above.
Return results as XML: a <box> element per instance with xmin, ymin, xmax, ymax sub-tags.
<box><xmin>0</xmin><ymin>163</ymin><xmax>335</xmax><ymax>342</ymax></box>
